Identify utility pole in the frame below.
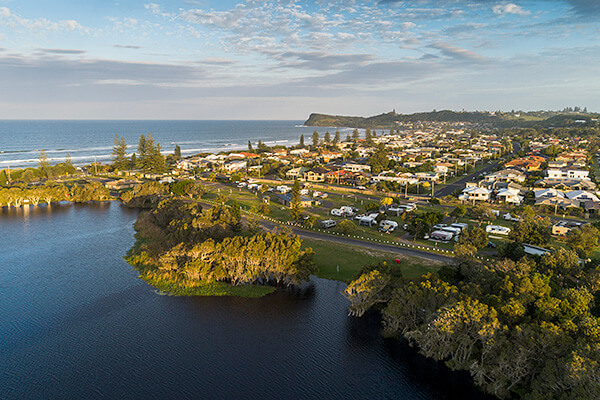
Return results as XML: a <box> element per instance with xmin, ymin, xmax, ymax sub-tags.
<box><xmin>94</xmin><ymin>156</ymin><xmax>97</xmax><ymax>175</ymax></box>
<box><xmin>7</xmin><ymin>164</ymin><xmax>11</xmax><ymax>183</ymax></box>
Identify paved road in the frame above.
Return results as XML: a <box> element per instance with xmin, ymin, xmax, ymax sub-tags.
<box><xmin>434</xmin><ymin>141</ymin><xmax>520</xmax><ymax>198</ymax></box>
<box><xmin>260</xmin><ymin>219</ymin><xmax>454</xmax><ymax>264</ymax></box>
<box><xmin>434</xmin><ymin>159</ymin><xmax>502</xmax><ymax>198</ymax></box>
<box><xmin>198</xmin><ymin>200</ymin><xmax>453</xmax><ymax>263</ymax></box>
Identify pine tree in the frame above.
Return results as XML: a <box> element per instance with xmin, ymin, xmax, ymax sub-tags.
<box><xmin>324</xmin><ymin>131</ymin><xmax>331</xmax><ymax>144</ymax></box>
<box><xmin>65</xmin><ymin>153</ymin><xmax>72</xmax><ymax>167</ymax></box>
<box><xmin>112</xmin><ymin>134</ymin><xmax>129</xmax><ymax>170</ymax></box>
<box><xmin>334</xmin><ymin>131</ymin><xmax>340</xmax><ymax>145</ymax></box>
<box><xmin>365</xmin><ymin>129</ymin><xmax>373</xmax><ymax>145</ymax></box>
<box><xmin>248</xmin><ymin>140</ymin><xmax>253</xmax><ymax>151</ymax></box>
<box><xmin>151</xmin><ymin>143</ymin><xmax>166</xmax><ymax>173</ymax></box>
<box><xmin>299</xmin><ymin>134</ymin><xmax>305</xmax><ymax>148</ymax></box>
<box><xmin>174</xmin><ymin>145</ymin><xmax>181</xmax><ymax>159</ymax></box>
<box><xmin>137</xmin><ymin>134</ymin><xmax>147</xmax><ymax>170</ymax></box>
<box><xmin>312</xmin><ymin>130</ymin><xmax>319</xmax><ymax>148</ymax></box>
<box><xmin>352</xmin><ymin>129</ymin><xmax>359</xmax><ymax>141</ymax></box>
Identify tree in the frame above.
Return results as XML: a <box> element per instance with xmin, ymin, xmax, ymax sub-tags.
<box><xmin>365</xmin><ymin>128</ymin><xmax>373</xmax><ymax>145</ymax></box>
<box><xmin>336</xmin><ymin>219</ymin><xmax>357</xmax><ymax>235</ymax></box>
<box><xmin>248</xmin><ymin>140</ymin><xmax>253</xmax><ymax>151</ymax></box>
<box><xmin>344</xmin><ymin>269</ymin><xmax>391</xmax><ymax>317</ymax></box>
<box><xmin>459</xmin><ymin>226</ymin><xmax>488</xmax><ymax>249</ymax></box>
<box><xmin>334</xmin><ymin>130</ymin><xmax>340</xmax><ymax>145</ymax></box>
<box><xmin>174</xmin><ymin>145</ymin><xmax>182</xmax><ymax>160</ymax></box>
<box><xmin>299</xmin><ymin>134</ymin><xmax>305</xmax><ymax>148</ymax></box>
<box><xmin>312</xmin><ymin>130</ymin><xmax>319</xmax><ymax>148</ymax></box>
<box><xmin>451</xmin><ymin>204</ymin><xmax>467</xmax><ymax>218</ymax></box>
<box><xmin>469</xmin><ymin>203</ymin><xmax>493</xmax><ymax>223</ymax></box>
<box><xmin>367</xmin><ymin>143</ymin><xmax>389</xmax><ymax>173</ymax></box>
<box><xmin>112</xmin><ymin>134</ymin><xmax>129</xmax><ymax>170</ymax></box>
<box><xmin>510</xmin><ymin>215</ymin><xmax>551</xmax><ymax>245</ymax></box>
<box><xmin>290</xmin><ymin>179</ymin><xmax>302</xmax><ymax>220</ymax></box>
<box><xmin>567</xmin><ymin>225</ymin><xmax>600</xmax><ymax>258</ymax></box>
<box><xmin>352</xmin><ymin>128</ymin><xmax>359</xmax><ymax>141</ymax></box>
<box><xmin>324</xmin><ymin>131</ymin><xmax>331</xmax><ymax>144</ymax></box>
<box><xmin>38</xmin><ymin>149</ymin><xmax>49</xmax><ymax>177</ymax></box>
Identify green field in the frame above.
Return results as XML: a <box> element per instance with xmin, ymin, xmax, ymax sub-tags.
<box><xmin>302</xmin><ymin>238</ymin><xmax>444</xmax><ymax>282</ymax></box>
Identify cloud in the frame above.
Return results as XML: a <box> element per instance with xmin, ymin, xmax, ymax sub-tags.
<box><xmin>0</xmin><ymin>6</ymin><xmax>90</xmax><ymax>33</ymax></box>
<box><xmin>114</xmin><ymin>44</ymin><xmax>142</xmax><ymax>49</ymax></box>
<box><xmin>492</xmin><ymin>3</ymin><xmax>530</xmax><ymax>16</ymax></box>
<box><xmin>429</xmin><ymin>42</ymin><xmax>487</xmax><ymax>62</ymax></box>
<box><xmin>266</xmin><ymin>50</ymin><xmax>376</xmax><ymax>71</ymax></box>
<box><xmin>37</xmin><ymin>48</ymin><xmax>87</xmax><ymax>55</ymax></box>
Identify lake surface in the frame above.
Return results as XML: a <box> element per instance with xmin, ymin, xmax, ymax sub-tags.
<box><xmin>0</xmin><ymin>203</ymin><xmax>489</xmax><ymax>399</ymax></box>
<box><xmin>0</xmin><ymin>120</ymin><xmax>359</xmax><ymax>168</ymax></box>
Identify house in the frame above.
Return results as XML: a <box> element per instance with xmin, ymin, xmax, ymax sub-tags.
<box><xmin>222</xmin><ymin>160</ymin><xmax>247</xmax><ymax>172</ymax></box>
<box><xmin>552</xmin><ymin>220</ymin><xmax>583</xmax><ymax>236</ymax></box>
<box><xmin>286</xmin><ymin>167</ymin><xmax>309</xmax><ymax>180</ymax></box>
<box><xmin>459</xmin><ymin>186</ymin><xmax>492</xmax><ymax>202</ymax></box>
<box><xmin>496</xmin><ymin>188</ymin><xmax>523</xmax><ymax>205</ymax></box>
<box><xmin>535</xmin><ymin>178</ymin><xmax>596</xmax><ymax>191</ymax></box>
<box><xmin>564</xmin><ymin>190</ymin><xmax>599</xmax><ymax>205</ymax></box>
<box><xmin>546</xmin><ymin>168</ymin><xmax>590</xmax><ymax>180</ymax></box>
<box><xmin>303</xmin><ymin>167</ymin><xmax>329</xmax><ymax>182</ymax></box>
<box><xmin>535</xmin><ymin>196</ymin><xmax>580</xmax><ymax>209</ymax></box>
<box><xmin>339</xmin><ymin>162</ymin><xmax>372</xmax><ymax>173</ymax></box>
<box><xmin>505</xmin><ymin>155</ymin><xmax>545</xmax><ymax>171</ymax></box>
<box><xmin>485</xmin><ymin>169</ymin><xmax>526</xmax><ymax>183</ymax></box>
<box><xmin>534</xmin><ymin>188</ymin><xmax>565</xmax><ymax>200</ymax></box>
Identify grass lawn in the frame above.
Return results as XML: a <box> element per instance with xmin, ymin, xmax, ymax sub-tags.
<box><xmin>302</xmin><ymin>238</ymin><xmax>444</xmax><ymax>282</ymax></box>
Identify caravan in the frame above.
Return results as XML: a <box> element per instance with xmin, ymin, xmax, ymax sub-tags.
<box><xmin>486</xmin><ymin>225</ymin><xmax>511</xmax><ymax>235</ymax></box>
<box><xmin>430</xmin><ymin>230</ymin><xmax>453</xmax><ymax>242</ymax></box>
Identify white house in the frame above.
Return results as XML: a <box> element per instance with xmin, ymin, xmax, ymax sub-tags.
<box><xmin>564</xmin><ymin>190</ymin><xmax>599</xmax><ymax>204</ymax></box>
<box><xmin>496</xmin><ymin>188</ymin><xmax>523</xmax><ymax>205</ymax></box>
<box><xmin>459</xmin><ymin>186</ymin><xmax>492</xmax><ymax>202</ymax></box>
<box><xmin>546</xmin><ymin>168</ymin><xmax>590</xmax><ymax>180</ymax></box>
<box><xmin>534</xmin><ymin>188</ymin><xmax>565</xmax><ymax>199</ymax></box>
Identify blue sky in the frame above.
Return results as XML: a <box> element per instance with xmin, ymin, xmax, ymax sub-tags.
<box><xmin>0</xmin><ymin>0</ymin><xmax>598</xmax><ymax>119</ymax></box>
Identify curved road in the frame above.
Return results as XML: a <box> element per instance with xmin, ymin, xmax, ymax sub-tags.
<box><xmin>260</xmin><ymin>219</ymin><xmax>453</xmax><ymax>263</ymax></box>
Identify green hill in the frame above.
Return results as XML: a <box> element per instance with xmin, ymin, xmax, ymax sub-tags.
<box><xmin>304</xmin><ymin>110</ymin><xmax>599</xmax><ymax>129</ymax></box>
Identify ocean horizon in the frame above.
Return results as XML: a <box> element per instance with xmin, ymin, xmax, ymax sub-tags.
<box><xmin>0</xmin><ymin>120</ymin><xmax>354</xmax><ymax>169</ymax></box>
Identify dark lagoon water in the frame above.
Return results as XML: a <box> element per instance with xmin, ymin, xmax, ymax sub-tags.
<box><xmin>0</xmin><ymin>120</ymin><xmax>359</xmax><ymax>168</ymax></box>
<box><xmin>0</xmin><ymin>203</ymin><xmax>490</xmax><ymax>400</ymax></box>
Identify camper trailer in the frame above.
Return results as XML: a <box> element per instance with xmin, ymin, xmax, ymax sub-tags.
<box><xmin>321</xmin><ymin>220</ymin><xmax>337</xmax><ymax>229</ymax></box>
<box><xmin>486</xmin><ymin>225</ymin><xmax>511</xmax><ymax>235</ymax></box>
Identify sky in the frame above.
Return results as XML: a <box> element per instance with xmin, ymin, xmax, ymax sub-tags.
<box><xmin>0</xmin><ymin>0</ymin><xmax>598</xmax><ymax>119</ymax></box>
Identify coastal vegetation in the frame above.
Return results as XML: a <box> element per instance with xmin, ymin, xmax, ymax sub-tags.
<box><xmin>344</xmin><ymin>246</ymin><xmax>600</xmax><ymax>399</ymax></box>
<box><xmin>126</xmin><ymin>198</ymin><xmax>317</xmax><ymax>297</ymax></box>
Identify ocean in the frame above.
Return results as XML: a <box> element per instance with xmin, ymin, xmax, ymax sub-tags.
<box><xmin>0</xmin><ymin>120</ymin><xmax>354</xmax><ymax>169</ymax></box>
